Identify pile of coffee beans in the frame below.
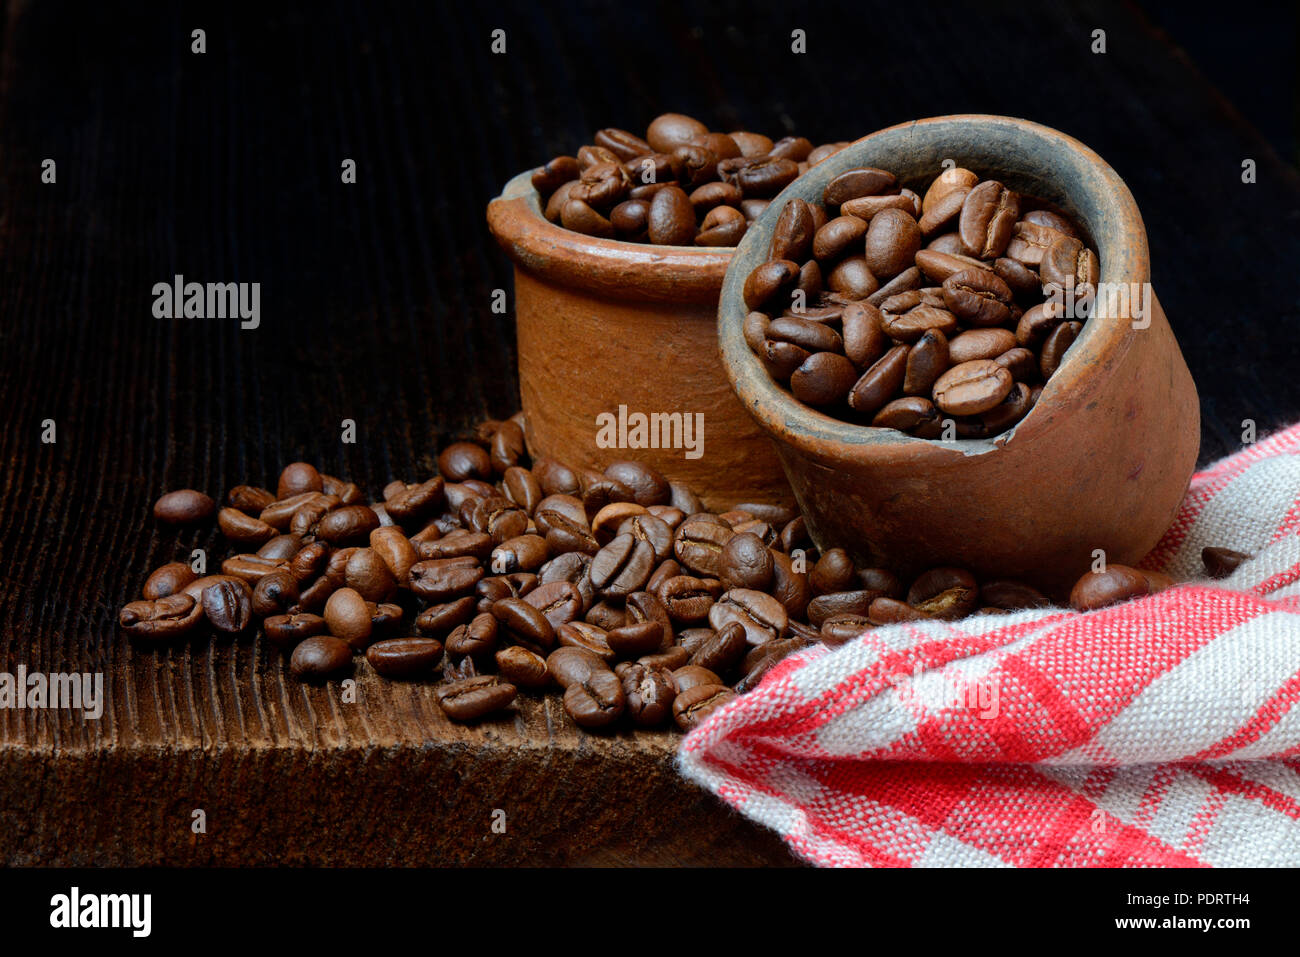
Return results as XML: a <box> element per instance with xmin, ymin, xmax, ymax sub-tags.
<box><xmin>742</xmin><ymin>165</ymin><xmax>1101</xmax><ymax>438</ymax></box>
<box><xmin>530</xmin><ymin>112</ymin><xmax>849</xmax><ymax>246</ymax></box>
<box><xmin>120</xmin><ymin>413</ymin><xmax>1245</xmax><ymax>732</ymax></box>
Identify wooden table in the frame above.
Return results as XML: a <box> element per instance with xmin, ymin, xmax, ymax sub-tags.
<box><xmin>2</xmin><ymin>0</ymin><xmax>1297</xmax><ymax>865</ymax></box>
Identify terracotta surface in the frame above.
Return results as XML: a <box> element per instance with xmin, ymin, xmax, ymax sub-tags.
<box><xmin>487</xmin><ymin>171</ymin><xmax>794</xmax><ymax>510</ymax></box>
<box><xmin>718</xmin><ymin>115</ymin><xmax>1200</xmax><ymax>597</ymax></box>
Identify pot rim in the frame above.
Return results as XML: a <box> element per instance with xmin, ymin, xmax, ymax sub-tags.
<box><xmin>718</xmin><ymin>113</ymin><xmax>1152</xmax><ymax>464</ymax></box>
<box><xmin>487</xmin><ymin>169</ymin><xmax>734</xmax><ymax>304</ymax></box>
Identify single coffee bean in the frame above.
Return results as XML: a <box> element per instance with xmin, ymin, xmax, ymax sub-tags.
<box><xmin>826</xmin><ymin>254</ymin><xmax>879</xmax><ymax>299</ymax></box>
<box><xmin>907</xmin><ymin>567</ymin><xmax>980</xmax><ymax>619</ymax></box>
<box><xmin>546</xmin><ymin>646</ymin><xmax>609</xmax><ymax>689</ymax></box>
<box><xmin>1069</xmin><ymin>565</ymin><xmax>1150</xmax><ymax>611</ymax></box>
<box><xmin>638</xmin><ymin>646</ymin><xmax>690</xmax><ymax>671</ymax></box>
<box><xmin>366</xmin><ymin>638</ymin><xmax>444</xmax><ymax>679</ymax></box>
<box><xmin>842</xmin><ymin>193</ymin><xmax>916</xmax><ymax>220</ymax></box>
<box><xmin>142</xmin><ymin>561</ymin><xmax>198</xmax><ymax>600</ymax></box>
<box><xmin>903</xmin><ymin>329</ymin><xmax>949</xmax><ymax>396</ymax></box>
<box><xmin>622</xmin><ymin>664</ymin><xmax>677</xmax><ymax>728</ymax></box>
<box><xmin>556</xmin><ymin>621</ymin><xmax>616</xmax><ymax>662</ymax></box>
<box><xmin>446</xmin><ymin>613</ymin><xmax>500</xmax><ymax>659</ymax></box>
<box><xmin>277</xmin><ymin>462</ymin><xmax>323</xmax><ymax>500</ymax></box>
<box><xmin>263</xmin><ymin>612</ymin><xmax>327</xmax><ymax>650</ymax></box>
<box><xmin>709</xmin><ymin>588</ymin><xmax>788</xmax><ymax>645</ymax></box>
<box><xmin>416</xmin><ymin>596</ymin><xmax>478</xmax><ymax>636</ymax></box>
<box><xmin>674</xmin><ymin>519</ymin><xmax>734</xmax><ymax>577</ymax></box>
<box><xmin>494</xmin><ymin>646</ymin><xmax>550</xmax><ymax>689</ymax></box>
<box><xmin>941</xmin><ymin>269</ymin><xmax>1014</xmax><ymax>327</ymax></box>
<box><xmin>994</xmin><ymin>256</ymin><xmax>1042</xmax><ymax>301</ymax></box>
<box><xmin>734</xmin><ymin>157</ymin><xmax>800</xmax><ymax>197</ymax></box>
<box><xmin>993</xmin><ymin>346</ymin><xmax>1040</xmax><ymax>382</ymax></box>
<box><xmin>564</xmin><ymin>669</ymin><xmax>626</xmax><ymax>728</ymax></box>
<box><xmin>646</xmin><ymin>185</ymin><xmax>696</xmax><ymax>246</ymax></box>
<box><xmin>153</xmin><ymin>489</ymin><xmax>216</xmax><ymax>525</ymax></box>
<box><xmin>791</xmin><ymin>352</ymin><xmax>858</xmax><ymax>407</ymax></box>
<box><xmin>872</xmin><ymin>396</ymin><xmax>941</xmax><ymax>434</ymax></box>
<box><xmin>606</xmin><ymin>621</ymin><xmax>664</xmax><ymax>657</ymax></box>
<box><xmin>118</xmin><ymin>593</ymin><xmax>203</xmax><ymax>639</ymax></box>
<box><xmin>532</xmin><ymin>155</ymin><xmax>580</xmax><ymax>194</ymax></box>
<box><xmin>438</xmin><ymin>675</ymin><xmax>517</xmax><ymax>722</ymax></box>
<box><xmin>492</xmin><ymin>596</ymin><xmax>555</xmax><ymax>651</ymax></box>
<box><xmin>1006</xmin><ymin>219</ymin><xmax>1069</xmax><ymax>267</ymax></box>
<box><xmin>932</xmin><ymin>360</ymin><xmax>1013</xmax><ymax>416</ymax></box>
<box><xmin>769</xmin><ymin>198</ymin><xmax>817</xmax><ymax>262</ymax></box>
<box><xmin>807</xmin><ymin>589</ymin><xmax>881</xmax><ymax>627</ymax></box>
<box><xmin>590</xmin><ymin>533</ymin><xmax>655</xmax><ymax>597</ymax></box>
<box><xmin>227</xmin><ymin>485</ymin><xmax>276</xmax><ymax>514</ymax></box>
<box><xmin>812</xmin><ymin>214</ymin><xmax>868</xmax><ymax>261</ymax></box>
<box><xmin>1039</xmin><ymin>321</ymin><xmax>1083</xmax><ymax>378</ymax></box>
<box><xmin>688</xmin><ymin>621</ymin><xmax>747</xmax><ymax>673</ymax></box>
<box><xmin>824</xmin><ymin>167</ymin><xmax>896</xmax><ymax>206</ymax></box>
<box><xmin>200</xmin><ymin>577</ymin><xmax>253</xmax><ymax>633</ymax></box>
<box><xmin>290</xmin><ymin>636</ymin><xmax>353</xmax><ymax>681</ymax></box>
<box><xmin>439</xmin><ymin>442</ymin><xmax>492</xmax><ymax>482</ymax></box>
<box><xmin>673</xmin><ymin>684</ymin><xmax>736</xmax><ymax>731</ymax></box>
<box><xmin>1202</xmin><ymin>546</ymin><xmax>1251</xmax><ymax>579</ymax></box>
<box><xmin>718</xmin><ymin>533</ymin><xmax>775</xmax><ymax>592</ymax></box>
<box><xmin>252</xmin><ymin>570</ymin><xmax>299</xmax><ymax>618</ymax></box>
<box><xmin>867</xmin><ymin>596</ymin><xmax>928</xmax><ymax>625</ymax></box>
<box><xmin>1023</xmin><ymin>208</ymin><xmax>1080</xmax><ymax>238</ymax></box>
<box><xmin>743</xmin><ymin>259</ymin><xmax>800</xmax><ymax>311</ymax></box>
<box><xmin>671</xmin><ymin>664</ymin><xmax>723</xmax><ymax>692</ymax></box>
<box><xmin>811</xmin><ymin>548</ymin><xmax>855</xmax><ymax>595</ymax></box>
<box><xmin>847</xmin><ymin>344</ymin><xmax>909</xmax><ymax>415</ymax></box>
<box><xmin>1041</xmin><ymin>235</ymin><xmax>1100</xmax><ymax>291</ymax></box>
<box><xmin>409</xmin><ymin>556</ymin><xmax>485</xmax><ymax>601</ymax></box>
<box><xmin>880</xmin><ymin>290</ymin><xmax>958</xmax><ymax>343</ymax></box>
<box><xmin>820</xmin><ymin>614</ymin><xmax>873</xmax><ymax>646</ymax></box>
<box><xmin>862</xmin><ymin>208</ymin><xmax>922</xmax><ymax>280</ymax></box>
<box><xmin>958</xmin><ymin>180</ymin><xmax>1019</xmax><ymax>258</ymax></box>
<box><xmin>918</xmin><ymin>186</ymin><xmax>970</xmax><ymax>236</ymax></box>
<box><xmin>316</xmin><ymin>505</ymin><xmax>380</xmax><ymax>546</ymax></box>
<box><xmin>841</xmin><ymin>301</ymin><xmax>887</xmax><ymax>368</ymax></box>
<box><xmin>218</xmin><ymin>507</ymin><xmax>277</xmax><ymax>546</ymax></box>
<box><xmin>345</xmin><ymin>547</ymin><xmax>398</xmax><ymax>602</ymax></box>
<box><xmin>324</xmin><ymin>587</ymin><xmax>373</xmax><ymax>648</ymax></box>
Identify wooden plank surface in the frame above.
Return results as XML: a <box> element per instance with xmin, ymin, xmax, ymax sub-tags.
<box><xmin>0</xmin><ymin>0</ymin><xmax>1297</xmax><ymax>865</ymax></box>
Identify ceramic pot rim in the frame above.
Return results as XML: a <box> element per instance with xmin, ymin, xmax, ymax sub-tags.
<box><xmin>487</xmin><ymin>170</ymin><xmax>732</xmax><ymax>304</ymax></box>
<box><xmin>718</xmin><ymin>113</ymin><xmax>1152</xmax><ymax>463</ymax></box>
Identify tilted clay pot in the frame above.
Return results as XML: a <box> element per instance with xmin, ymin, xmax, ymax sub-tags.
<box><xmin>487</xmin><ymin>171</ymin><xmax>793</xmax><ymax>510</ymax></box>
<box><xmin>718</xmin><ymin>115</ymin><xmax>1200</xmax><ymax>597</ymax></box>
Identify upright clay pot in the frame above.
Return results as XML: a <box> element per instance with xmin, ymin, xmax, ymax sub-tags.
<box><xmin>487</xmin><ymin>171</ymin><xmax>793</xmax><ymax>510</ymax></box>
<box><xmin>719</xmin><ymin>115</ymin><xmax>1200</xmax><ymax>596</ymax></box>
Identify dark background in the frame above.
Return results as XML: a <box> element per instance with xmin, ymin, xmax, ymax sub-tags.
<box><xmin>1</xmin><ymin>0</ymin><xmax>1298</xmax><ymax>661</ymax></box>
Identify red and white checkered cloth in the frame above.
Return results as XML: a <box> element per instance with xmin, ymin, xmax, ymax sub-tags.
<box><xmin>678</xmin><ymin>424</ymin><xmax>1300</xmax><ymax>867</ymax></box>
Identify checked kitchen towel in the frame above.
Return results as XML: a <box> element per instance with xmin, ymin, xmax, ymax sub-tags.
<box><xmin>678</xmin><ymin>424</ymin><xmax>1300</xmax><ymax>867</ymax></box>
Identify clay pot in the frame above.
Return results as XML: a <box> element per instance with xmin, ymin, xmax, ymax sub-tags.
<box><xmin>486</xmin><ymin>170</ymin><xmax>793</xmax><ymax>510</ymax></box>
<box><xmin>718</xmin><ymin>115</ymin><xmax>1200</xmax><ymax>596</ymax></box>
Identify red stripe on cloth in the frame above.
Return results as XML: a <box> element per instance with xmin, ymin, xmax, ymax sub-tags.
<box><xmin>1190</xmin><ymin>666</ymin><xmax>1300</xmax><ymax>760</ymax></box>
<box><xmin>1190</xmin><ymin>765</ymin><xmax>1300</xmax><ymax>822</ymax></box>
<box><xmin>1252</xmin><ymin>557</ymin><xmax>1300</xmax><ymax>598</ymax></box>
<box><xmin>1133</xmin><ymin>765</ymin><xmax>1178</xmax><ymax>829</ymax></box>
<box><xmin>1143</xmin><ymin>424</ymin><xmax>1300</xmax><ymax>570</ymax></box>
<box><xmin>1182</xmin><ymin>791</ymin><xmax>1228</xmax><ymax>856</ymax></box>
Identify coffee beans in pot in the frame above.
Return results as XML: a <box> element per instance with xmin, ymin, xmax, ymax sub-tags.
<box><xmin>530</xmin><ymin>113</ymin><xmax>846</xmax><ymax>247</ymax></box>
<box><xmin>742</xmin><ymin>166</ymin><xmax>1101</xmax><ymax>438</ymax></box>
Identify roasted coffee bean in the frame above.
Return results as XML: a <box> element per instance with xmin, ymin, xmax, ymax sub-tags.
<box><xmin>522</xmin><ymin>580</ymin><xmax>583</xmax><ymax>630</ymax></box>
<box><xmin>490</xmin><ymin>534</ymin><xmax>549</xmax><ymax>574</ymax></box>
<box><xmin>257</xmin><ymin>533</ymin><xmax>303</xmax><ymax>561</ymax></box>
<box><xmin>812</xmin><ymin>214</ymin><xmax>868</xmax><ymax>261</ymax></box>
<box><xmin>1006</xmin><ymin>219</ymin><xmax>1068</xmax><ymax>267</ymax></box>
<box><xmin>761</xmin><ymin>338</ymin><xmax>811</xmax><ymax>382</ymax></box>
<box><xmin>807</xmin><ymin>589</ymin><xmax>881</xmax><ymax>627</ymax></box>
<box><xmin>365</xmin><ymin>638</ymin><xmax>443</xmax><ymax>679</ymax></box>
<box><xmin>604</xmin><ymin>460</ymin><xmax>671</xmax><ymax>507</ymax></box>
<box><xmin>556</xmin><ymin>621</ymin><xmax>616</xmax><ymax>662</ymax></box>
<box><xmin>564</xmin><ymin>669</ymin><xmax>625</xmax><ymax>728</ymax></box>
<box><xmin>493</xmin><ymin>646</ymin><xmax>549</xmax><ymax>689</ymax></box>
<box><xmin>824</xmin><ymin>167</ymin><xmax>896</xmax><ymax>206</ymax></box>
<box><xmin>841</xmin><ymin>301</ymin><xmax>887</xmax><ymax>368</ymax></box>
<box><xmin>1069</xmin><ymin>565</ymin><xmax>1150</xmax><ymax>611</ymax></box>
<box><xmin>202</xmin><ymin>577</ymin><xmax>253</xmax><ymax>633</ymax></box>
<box><xmin>142</xmin><ymin>562</ymin><xmax>198</xmax><ymax>600</ymax></box>
<box><xmin>788</xmin><ymin>351</ymin><xmax>854</xmax><ymax>407</ymax></box>
<box><xmin>585</xmin><ymin>598</ymin><xmax>628</xmax><ymax>631</ymax></box>
<box><xmin>932</xmin><ymin>360</ymin><xmax>1013</xmax><ymax>416</ymax></box>
<box><xmin>561</xmin><ymin>198</ymin><xmax>615</xmax><ymax>236</ymax></box>
<box><xmin>948</xmin><ymin>328</ymin><xmax>1017</xmax><ymax>365</ymax></box>
<box><xmin>227</xmin><ymin>485</ymin><xmax>276</xmax><ymax>514</ymax></box>
<box><xmin>903</xmin><ymin>329</ymin><xmax>949</xmax><ymax>396</ymax></box>
<box><xmin>669</xmin><ymin>666</ymin><xmax>722</xmax><ymax>695</ymax></box>
<box><xmin>438</xmin><ymin>675</ymin><xmax>517</xmax><ymax>722</ymax></box>
<box><xmin>688</xmin><ymin>621</ymin><xmax>747</xmax><ymax>672</ymax></box>
<box><xmin>867</xmin><ymin>596</ymin><xmax>928</xmax><ymax>625</ymax></box>
<box><xmin>709</xmin><ymin>588</ymin><xmax>788</xmax><ymax>645</ymax></box>
<box><xmin>492</xmin><ymin>596</ymin><xmax>555</xmax><ymax>651</ymax></box>
<box><xmin>415</xmin><ymin>529</ymin><xmax>493</xmax><ymax>561</ymax></box>
<box><xmin>959</xmin><ymin>180</ymin><xmax>1019</xmax><ymax>258</ymax></box>
<box><xmin>872</xmin><ymin>396</ymin><xmax>942</xmax><ymax>435</ymax></box>
<box><xmin>385</xmin><ymin>477</ymin><xmax>445</xmax><ymax>524</ymax></box>
<box><xmin>263</xmin><ymin>612</ymin><xmax>327</xmax><ymax>650</ymax></box>
<box><xmin>863</xmin><ymin>208</ymin><xmax>922</xmax><ymax>280</ymax></box>
<box><xmin>415</xmin><ymin>597</ymin><xmax>478</xmax><ymax>636</ymax></box>
<box><xmin>369</xmin><ymin>602</ymin><xmax>405</xmax><ymax>643</ymax></box>
<box><xmin>345</xmin><ymin>547</ymin><xmax>397</xmax><ymax>602</ymax></box>
<box><xmin>252</xmin><ymin>570</ymin><xmax>299</xmax><ymax>618</ymax></box>
<box><xmin>647</xmin><ymin>185</ymin><xmax>696</xmax><ymax>246</ymax></box>
<box><xmin>315</xmin><ymin>505</ymin><xmax>380</xmax><ymax>546</ymax></box>
<box><xmin>673</xmin><ymin>684</ymin><xmax>736</xmax><ymax>731</ymax></box>
<box><xmin>981</xmin><ymin>580</ymin><xmax>1051</xmax><ymax>609</ymax></box>
<box><xmin>446</xmin><ymin>613</ymin><xmax>500</xmax><ymax>659</ymax></box>
<box><xmin>918</xmin><ymin>186</ymin><xmax>970</xmax><ymax>236</ymax></box>
<box><xmin>621</xmin><ymin>664</ymin><xmax>677</xmax><ymax>728</ymax></box>
<box><xmin>1041</xmin><ymin>235</ymin><xmax>1100</xmax><ymax>291</ymax></box>
<box><xmin>617</xmin><ymin>513</ymin><xmax>674</xmax><ymax>565</ymax></box>
<box><xmin>922</xmin><ymin>167</ymin><xmax>979</xmax><ymax>214</ymax></box>
<box><xmin>532</xmin><ymin>155</ymin><xmax>581</xmax><ymax>194</ymax></box>
<box><xmin>907</xmin><ymin>567</ymin><xmax>980</xmax><ymax>619</ymax></box>
<box><xmin>589</xmin><ymin>533</ymin><xmax>654</xmax><ymax>598</ymax></box>
<box><xmin>879</xmin><ymin>290</ymin><xmax>958</xmax><ymax>343</ymax></box>
<box><xmin>1039</xmin><ymin>321</ymin><xmax>1083</xmax><ymax>378</ymax></box>
<box><xmin>656</xmin><ymin>575</ymin><xmax>721</xmax><ymax>624</ymax></box>
<box><xmin>606</xmin><ymin>621</ymin><xmax>664</xmax><ymax>657</ymax></box>
<box><xmin>744</xmin><ymin>259</ymin><xmax>800</xmax><ymax>311</ymax></box>
<box><xmin>992</xmin><ymin>347</ymin><xmax>1039</xmax><ymax>383</ymax></box>
<box><xmin>914</xmin><ymin>249</ymin><xmax>991</xmax><ymax>284</ymax></box>
<box><xmin>439</xmin><ymin>442</ymin><xmax>492</xmax><ymax>482</ymax></box>
<box><xmin>842</xmin><ymin>193</ymin><xmax>917</xmax><ymax>221</ymax></box>
<box><xmin>324</xmin><ymin>587</ymin><xmax>373</xmax><ymax>648</ymax></box>
<box><xmin>718</xmin><ymin>533</ymin><xmax>775</xmax><ymax>592</ymax></box>
<box><xmin>409</xmin><ymin>556</ymin><xmax>484</xmax><ymax>601</ymax></box>
<box><xmin>153</xmin><ymin>489</ymin><xmax>215</xmax><ymax>525</ymax></box>
<box><xmin>847</xmin><ymin>345</ymin><xmax>909</xmax><ymax>415</ymax></box>
<box><xmin>811</xmin><ymin>549</ymin><xmax>855</xmax><ymax>595</ymax></box>
<box><xmin>821</xmin><ymin>615</ymin><xmax>872</xmax><ymax>646</ymax></box>
<box><xmin>533</xmin><ymin>459</ymin><xmax>582</xmax><ymax>497</ymax></box>
<box><xmin>826</xmin><ymin>254</ymin><xmax>879</xmax><ymax>299</ymax></box>
<box><xmin>674</xmin><ymin>519</ymin><xmax>733</xmax><ymax>577</ymax></box>
<box><xmin>119</xmin><ymin>593</ymin><xmax>203</xmax><ymax>639</ymax></box>
<box><xmin>290</xmin><ymin>636</ymin><xmax>353</xmax><ymax>681</ymax></box>
<box><xmin>218</xmin><ymin>507</ymin><xmax>277</xmax><ymax>546</ymax></box>
<box><xmin>546</xmin><ymin>646</ymin><xmax>609</xmax><ymax>689</ymax></box>
<box><xmin>1202</xmin><ymin>546</ymin><xmax>1251</xmax><ymax>579</ymax></box>
<box><xmin>734</xmin><ymin>157</ymin><xmax>800</xmax><ymax>197</ymax></box>
<box><xmin>942</xmin><ymin>269</ymin><xmax>1014</xmax><ymax>327</ymax></box>
<box><xmin>994</xmin><ymin>256</ymin><xmax>1042</xmax><ymax>301</ymax></box>
<box><xmin>1023</xmin><ymin>208</ymin><xmax>1080</xmax><ymax>237</ymax></box>
<box><xmin>768</xmin><ymin>316</ymin><xmax>843</xmax><ymax>353</ymax></box>
<box><xmin>769</xmin><ymin>198</ymin><xmax>817</xmax><ymax>262</ymax></box>
<box><xmin>278</xmin><ymin>462</ymin><xmax>323</xmax><ymax>500</ymax></box>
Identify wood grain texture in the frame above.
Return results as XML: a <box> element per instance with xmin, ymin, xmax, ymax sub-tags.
<box><xmin>0</xmin><ymin>0</ymin><xmax>1296</xmax><ymax>865</ymax></box>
